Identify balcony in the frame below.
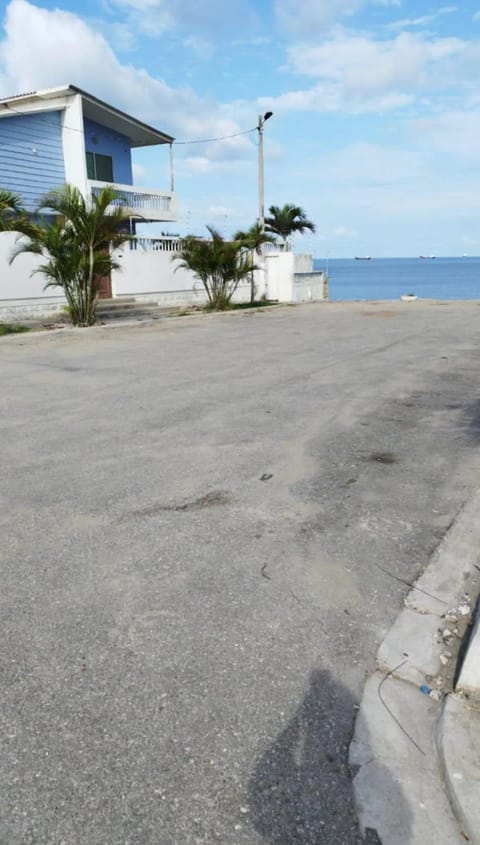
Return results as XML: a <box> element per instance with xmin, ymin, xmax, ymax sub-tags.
<box><xmin>88</xmin><ymin>180</ymin><xmax>176</xmax><ymax>222</ymax></box>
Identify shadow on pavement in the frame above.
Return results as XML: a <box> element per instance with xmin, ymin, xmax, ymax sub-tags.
<box><xmin>248</xmin><ymin>669</ymin><xmax>411</xmax><ymax>844</ymax></box>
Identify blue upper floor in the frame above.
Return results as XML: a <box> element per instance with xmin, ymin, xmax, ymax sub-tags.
<box><xmin>0</xmin><ymin>110</ymin><xmax>65</xmax><ymax>211</ymax></box>
<box><xmin>0</xmin><ymin>109</ymin><xmax>135</xmax><ymax>212</ymax></box>
<box><xmin>83</xmin><ymin>117</ymin><xmax>133</xmax><ymax>186</ymax></box>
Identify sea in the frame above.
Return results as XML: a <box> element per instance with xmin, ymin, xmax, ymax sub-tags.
<box><xmin>312</xmin><ymin>256</ymin><xmax>480</xmax><ymax>302</ymax></box>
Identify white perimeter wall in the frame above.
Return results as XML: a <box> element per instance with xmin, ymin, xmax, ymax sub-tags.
<box><xmin>112</xmin><ymin>248</ymin><xmax>201</xmax><ymax>297</ymax></box>
<box><xmin>0</xmin><ymin>235</ymin><xmax>325</xmax><ymax>320</ymax></box>
<box><xmin>0</xmin><ymin>232</ymin><xmax>66</xmax><ymax>319</ymax></box>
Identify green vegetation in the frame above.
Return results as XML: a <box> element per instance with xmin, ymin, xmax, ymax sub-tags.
<box><xmin>233</xmin><ymin>222</ymin><xmax>276</xmax><ymax>302</ymax></box>
<box><xmin>0</xmin><ymin>323</ymin><xmax>30</xmax><ymax>336</ymax></box>
<box><xmin>10</xmin><ymin>185</ymin><xmax>132</xmax><ymax>327</ymax></box>
<box><xmin>0</xmin><ymin>190</ymin><xmax>34</xmax><ymax>235</ymax></box>
<box><xmin>265</xmin><ymin>204</ymin><xmax>315</xmax><ymax>251</ymax></box>
<box><xmin>173</xmin><ymin>225</ymin><xmax>256</xmax><ymax>311</ymax></box>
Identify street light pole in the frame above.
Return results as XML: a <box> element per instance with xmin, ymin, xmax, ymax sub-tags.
<box><xmin>257</xmin><ymin>111</ymin><xmax>273</xmax><ymax>236</ymax></box>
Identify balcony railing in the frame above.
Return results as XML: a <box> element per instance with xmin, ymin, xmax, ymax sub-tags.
<box><xmin>128</xmin><ymin>235</ymin><xmax>183</xmax><ymax>252</ymax></box>
<box><xmin>88</xmin><ymin>180</ymin><xmax>176</xmax><ymax>222</ymax></box>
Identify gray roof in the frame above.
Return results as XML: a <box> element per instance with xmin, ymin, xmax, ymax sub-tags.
<box><xmin>0</xmin><ymin>85</ymin><xmax>175</xmax><ymax>147</ymax></box>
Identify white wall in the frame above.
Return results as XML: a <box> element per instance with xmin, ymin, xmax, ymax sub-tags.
<box><xmin>264</xmin><ymin>252</ymin><xmax>295</xmax><ymax>301</ymax></box>
<box><xmin>112</xmin><ymin>248</ymin><xmax>199</xmax><ymax>296</ymax></box>
<box><xmin>62</xmin><ymin>93</ymin><xmax>88</xmax><ymax>195</ymax></box>
<box><xmin>0</xmin><ymin>232</ymin><xmax>64</xmax><ymax>300</ymax></box>
<box><xmin>112</xmin><ymin>247</ymin><xmax>251</xmax><ymax>306</ymax></box>
<box><xmin>294</xmin><ymin>254</ymin><xmax>314</xmax><ymax>273</ymax></box>
<box><xmin>293</xmin><ymin>273</ymin><xmax>327</xmax><ymax>302</ymax></box>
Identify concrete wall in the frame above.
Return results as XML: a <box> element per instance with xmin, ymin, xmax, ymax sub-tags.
<box><xmin>0</xmin><ymin>232</ymin><xmax>66</xmax><ymax>320</ymax></box>
<box><xmin>0</xmin><ymin>233</ymin><xmax>325</xmax><ymax>321</ymax></box>
<box><xmin>112</xmin><ymin>247</ymin><xmax>250</xmax><ymax>306</ymax></box>
<box><xmin>112</xmin><ymin>247</ymin><xmax>196</xmax><ymax>296</ymax></box>
<box><xmin>293</xmin><ymin>272</ymin><xmax>328</xmax><ymax>303</ymax></box>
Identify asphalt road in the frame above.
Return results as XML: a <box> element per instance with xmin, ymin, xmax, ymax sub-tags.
<box><xmin>2</xmin><ymin>301</ymin><xmax>480</xmax><ymax>845</ymax></box>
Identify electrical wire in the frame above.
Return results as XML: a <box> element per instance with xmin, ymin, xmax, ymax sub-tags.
<box><xmin>175</xmin><ymin>127</ymin><xmax>257</xmax><ymax>145</ymax></box>
<box><xmin>0</xmin><ymin>101</ymin><xmax>257</xmax><ymax>146</ymax></box>
<box><xmin>377</xmin><ymin>660</ymin><xmax>427</xmax><ymax>756</ymax></box>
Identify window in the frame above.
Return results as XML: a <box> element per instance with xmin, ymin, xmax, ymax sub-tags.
<box><xmin>86</xmin><ymin>152</ymin><xmax>114</xmax><ymax>182</ymax></box>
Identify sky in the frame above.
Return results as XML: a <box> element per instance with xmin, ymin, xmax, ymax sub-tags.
<box><xmin>0</xmin><ymin>0</ymin><xmax>479</xmax><ymax>256</ymax></box>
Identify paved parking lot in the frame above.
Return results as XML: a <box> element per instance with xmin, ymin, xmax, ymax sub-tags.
<box><xmin>2</xmin><ymin>301</ymin><xmax>480</xmax><ymax>844</ymax></box>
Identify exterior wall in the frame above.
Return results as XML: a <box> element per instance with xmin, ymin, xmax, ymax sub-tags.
<box><xmin>264</xmin><ymin>252</ymin><xmax>296</xmax><ymax>300</ymax></box>
<box><xmin>112</xmin><ymin>247</ymin><xmax>208</xmax><ymax>296</ymax></box>
<box><xmin>84</xmin><ymin>118</ymin><xmax>133</xmax><ymax>185</ymax></box>
<box><xmin>294</xmin><ymin>254</ymin><xmax>314</xmax><ymax>273</ymax></box>
<box><xmin>62</xmin><ymin>93</ymin><xmax>88</xmax><ymax>196</ymax></box>
<box><xmin>112</xmin><ymin>247</ymin><xmax>250</xmax><ymax>306</ymax></box>
<box><xmin>0</xmin><ymin>232</ymin><xmax>66</xmax><ymax>318</ymax></box>
<box><xmin>293</xmin><ymin>272</ymin><xmax>328</xmax><ymax>302</ymax></box>
<box><xmin>0</xmin><ymin>111</ymin><xmax>65</xmax><ymax>210</ymax></box>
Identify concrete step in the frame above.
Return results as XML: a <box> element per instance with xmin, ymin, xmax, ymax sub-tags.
<box><xmin>96</xmin><ymin>298</ymin><xmax>161</xmax><ymax>322</ymax></box>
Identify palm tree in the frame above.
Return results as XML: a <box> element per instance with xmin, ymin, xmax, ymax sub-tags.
<box><xmin>174</xmin><ymin>225</ymin><xmax>256</xmax><ymax>310</ymax></box>
<box><xmin>233</xmin><ymin>222</ymin><xmax>277</xmax><ymax>302</ymax></box>
<box><xmin>265</xmin><ymin>204</ymin><xmax>316</xmax><ymax>251</ymax></box>
<box><xmin>11</xmin><ymin>185</ymin><xmax>132</xmax><ymax>326</ymax></box>
<box><xmin>0</xmin><ymin>189</ymin><xmax>33</xmax><ymax>234</ymax></box>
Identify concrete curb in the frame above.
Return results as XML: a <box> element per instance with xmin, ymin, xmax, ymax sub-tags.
<box><xmin>0</xmin><ymin>302</ymin><xmax>289</xmax><ymax>344</ymax></box>
<box><xmin>349</xmin><ymin>489</ymin><xmax>480</xmax><ymax>843</ymax></box>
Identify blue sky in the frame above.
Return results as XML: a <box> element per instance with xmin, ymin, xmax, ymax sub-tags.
<box><xmin>0</xmin><ymin>0</ymin><xmax>479</xmax><ymax>256</ymax></box>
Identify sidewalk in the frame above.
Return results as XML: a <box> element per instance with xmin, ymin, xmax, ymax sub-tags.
<box><xmin>350</xmin><ymin>490</ymin><xmax>480</xmax><ymax>844</ymax></box>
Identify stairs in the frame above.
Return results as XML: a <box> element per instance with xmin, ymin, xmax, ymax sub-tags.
<box><xmin>95</xmin><ymin>298</ymin><xmax>164</xmax><ymax>322</ymax></box>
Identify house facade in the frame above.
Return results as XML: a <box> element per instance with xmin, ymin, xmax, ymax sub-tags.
<box><xmin>0</xmin><ymin>85</ymin><xmax>176</xmax><ymax>223</ymax></box>
<box><xmin>0</xmin><ymin>85</ymin><xmax>327</xmax><ymax>320</ymax></box>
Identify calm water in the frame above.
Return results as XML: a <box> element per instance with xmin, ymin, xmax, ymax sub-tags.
<box><xmin>313</xmin><ymin>257</ymin><xmax>480</xmax><ymax>301</ymax></box>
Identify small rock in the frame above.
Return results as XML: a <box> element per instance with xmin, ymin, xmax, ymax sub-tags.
<box><xmin>429</xmin><ymin>689</ymin><xmax>442</xmax><ymax>701</ymax></box>
<box><xmin>439</xmin><ymin>654</ymin><xmax>450</xmax><ymax>665</ymax></box>
<box><xmin>445</xmin><ymin>613</ymin><xmax>458</xmax><ymax>623</ymax></box>
<box><xmin>442</xmin><ymin>629</ymin><xmax>453</xmax><ymax>640</ymax></box>
<box><xmin>458</xmin><ymin>603</ymin><xmax>470</xmax><ymax>616</ymax></box>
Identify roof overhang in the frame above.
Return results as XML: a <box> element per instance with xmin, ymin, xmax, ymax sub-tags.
<box><xmin>0</xmin><ymin>84</ymin><xmax>175</xmax><ymax>147</ymax></box>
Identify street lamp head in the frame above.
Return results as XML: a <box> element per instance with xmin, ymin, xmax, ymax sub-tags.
<box><xmin>264</xmin><ymin>111</ymin><xmax>273</xmax><ymax>122</ymax></box>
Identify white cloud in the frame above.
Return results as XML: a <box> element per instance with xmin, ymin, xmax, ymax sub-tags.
<box><xmin>411</xmin><ymin>109</ymin><xmax>480</xmax><ymax>159</ymax></box>
<box><xmin>288</xmin><ymin>32</ymin><xmax>464</xmax><ymax>90</ymax></box>
<box><xmin>275</xmin><ymin>0</ymin><xmax>364</xmax><ymax>35</ymax></box>
<box><xmin>258</xmin><ymin>85</ymin><xmax>413</xmax><ymax>115</ymax></box>
<box><xmin>333</xmin><ymin>225</ymin><xmax>359</xmax><ymax>237</ymax></box>
<box><xmin>262</xmin><ymin>31</ymin><xmax>466</xmax><ymax>115</ymax></box>
<box><xmin>108</xmin><ymin>0</ymin><xmax>258</xmax><ymax>37</ymax></box>
<box><xmin>208</xmin><ymin>204</ymin><xmax>232</xmax><ymax>217</ymax></box>
<box><xmin>0</xmin><ymin>0</ymin><xmax>255</xmax><ymax>170</ymax></box>
<box><xmin>386</xmin><ymin>6</ymin><xmax>457</xmax><ymax>31</ymax></box>
<box><xmin>182</xmin><ymin>34</ymin><xmax>214</xmax><ymax>59</ymax></box>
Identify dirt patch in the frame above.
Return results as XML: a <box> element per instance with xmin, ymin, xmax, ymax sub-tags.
<box><xmin>368</xmin><ymin>451</ymin><xmax>398</xmax><ymax>464</ymax></box>
<box><xmin>127</xmin><ymin>490</ymin><xmax>230</xmax><ymax>519</ymax></box>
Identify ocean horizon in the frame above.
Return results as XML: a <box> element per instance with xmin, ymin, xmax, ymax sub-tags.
<box><xmin>312</xmin><ymin>256</ymin><xmax>480</xmax><ymax>302</ymax></box>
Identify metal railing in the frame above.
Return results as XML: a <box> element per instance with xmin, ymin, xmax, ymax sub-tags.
<box><xmin>128</xmin><ymin>236</ymin><xmax>183</xmax><ymax>252</ymax></box>
<box><xmin>88</xmin><ymin>181</ymin><xmax>174</xmax><ymax>218</ymax></box>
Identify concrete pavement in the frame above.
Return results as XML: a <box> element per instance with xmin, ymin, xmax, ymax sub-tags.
<box><xmin>2</xmin><ymin>300</ymin><xmax>480</xmax><ymax>843</ymax></box>
<box><xmin>350</xmin><ymin>487</ymin><xmax>480</xmax><ymax>844</ymax></box>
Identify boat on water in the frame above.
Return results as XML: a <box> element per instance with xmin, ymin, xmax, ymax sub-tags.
<box><xmin>355</xmin><ymin>256</ymin><xmax>371</xmax><ymax>260</ymax></box>
<box><xmin>419</xmin><ymin>255</ymin><xmax>436</xmax><ymax>259</ymax></box>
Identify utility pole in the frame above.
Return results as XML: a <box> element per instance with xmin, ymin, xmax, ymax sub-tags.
<box><xmin>257</xmin><ymin>111</ymin><xmax>273</xmax><ymax>236</ymax></box>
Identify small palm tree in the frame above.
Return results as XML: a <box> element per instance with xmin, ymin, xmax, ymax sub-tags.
<box><xmin>0</xmin><ymin>189</ymin><xmax>33</xmax><ymax>234</ymax></box>
<box><xmin>233</xmin><ymin>222</ymin><xmax>277</xmax><ymax>302</ymax></box>
<box><xmin>11</xmin><ymin>185</ymin><xmax>132</xmax><ymax>326</ymax></box>
<box><xmin>174</xmin><ymin>225</ymin><xmax>256</xmax><ymax>310</ymax></box>
<box><xmin>265</xmin><ymin>204</ymin><xmax>315</xmax><ymax>251</ymax></box>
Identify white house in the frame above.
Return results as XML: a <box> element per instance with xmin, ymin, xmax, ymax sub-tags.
<box><xmin>0</xmin><ymin>85</ymin><xmax>326</xmax><ymax>320</ymax></box>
